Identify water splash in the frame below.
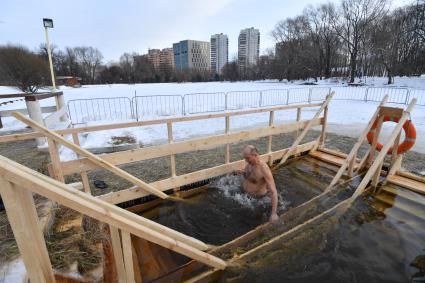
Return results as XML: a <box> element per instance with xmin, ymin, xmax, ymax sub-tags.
<box><xmin>211</xmin><ymin>175</ymin><xmax>290</xmax><ymax>213</ymax></box>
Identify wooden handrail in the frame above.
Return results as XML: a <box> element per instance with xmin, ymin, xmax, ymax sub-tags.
<box><xmin>12</xmin><ymin>112</ymin><xmax>169</xmax><ymax>199</ymax></box>
<box><xmin>273</xmin><ymin>92</ymin><xmax>334</xmax><ymax>170</ymax></box>
<box><xmin>351</xmin><ymin>98</ymin><xmax>417</xmax><ymax>199</ymax></box>
<box><xmin>325</xmin><ymin>95</ymin><xmax>389</xmax><ymax>192</ymax></box>
<box><xmin>0</xmin><ymin>155</ymin><xmax>226</xmax><ymax>270</ymax></box>
<box><xmin>0</xmin><ymin>102</ymin><xmax>323</xmax><ymax>143</ymax></box>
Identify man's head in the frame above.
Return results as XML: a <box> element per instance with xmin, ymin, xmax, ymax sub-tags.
<box><xmin>243</xmin><ymin>145</ymin><xmax>260</xmax><ymax>165</ymax></box>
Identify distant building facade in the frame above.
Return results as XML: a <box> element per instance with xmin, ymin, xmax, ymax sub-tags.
<box><xmin>210</xmin><ymin>33</ymin><xmax>228</xmax><ymax>75</ymax></box>
<box><xmin>147</xmin><ymin>49</ymin><xmax>161</xmax><ymax>69</ymax></box>
<box><xmin>238</xmin><ymin>27</ymin><xmax>260</xmax><ymax>70</ymax></box>
<box><xmin>159</xmin><ymin>48</ymin><xmax>174</xmax><ymax>71</ymax></box>
<box><xmin>173</xmin><ymin>40</ymin><xmax>211</xmax><ymax>71</ymax></box>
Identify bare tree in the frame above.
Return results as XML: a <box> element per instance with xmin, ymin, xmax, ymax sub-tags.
<box><xmin>74</xmin><ymin>47</ymin><xmax>103</xmax><ymax>84</ymax></box>
<box><xmin>0</xmin><ymin>45</ymin><xmax>49</xmax><ymax>93</ymax></box>
<box><xmin>332</xmin><ymin>0</ymin><xmax>389</xmax><ymax>83</ymax></box>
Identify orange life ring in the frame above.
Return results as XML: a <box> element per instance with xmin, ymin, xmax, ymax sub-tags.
<box><xmin>367</xmin><ymin>117</ymin><xmax>416</xmax><ymax>154</ymax></box>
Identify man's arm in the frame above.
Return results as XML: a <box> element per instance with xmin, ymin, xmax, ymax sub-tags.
<box><xmin>261</xmin><ymin>163</ymin><xmax>279</xmax><ymax>222</ymax></box>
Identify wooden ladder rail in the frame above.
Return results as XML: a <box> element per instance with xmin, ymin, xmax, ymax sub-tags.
<box><xmin>273</xmin><ymin>92</ymin><xmax>334</xmax><ymax>171</ymax></box>
<box><xmin>12</xmin><ymin>112</ymin><xmax>169</xmax><ymax>199</ymax></box>
<box><xmin>324</xmin><ymin>95</ymin><xmax>389</xmax><ymax>192</ymax></box>
<box><xmin>350</xmin><ymin>98</ymin><xmax>417</xmax><ymax>200</ymax></box>
<box><xmin>0</xmin><ymin>156</ymin><xmax>227</xmax><ymax>283</ymax></box>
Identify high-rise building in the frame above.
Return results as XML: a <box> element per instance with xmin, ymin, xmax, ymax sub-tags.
<box><xmin>210</xmin><ymin>33</ymin><xmax>228</xmax><ymax>75</ymax></box>
<box><xmin>238</xmin><ymin>27</ymin><xmax>260</xmax><ymax>70</ymax></box>
<box><xmin>159</xmin><ymin>48</ymin><xmax>174</xmax><ymax>71</ymax></box>
<box><xmin>173</xmin><ymin>40</ymin><xmax>211</xmax><ymax>71</ymax></box>
<box><xmin>147</xmin><ymin>49</ymin><xmax>161</xmax><ymax>69</ymax></box>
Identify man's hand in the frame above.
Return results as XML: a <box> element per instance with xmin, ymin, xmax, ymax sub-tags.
<box><xmin>269</xmin><ymin>212</ymin><xmax>279</xmax><ymax>222</ymax></box>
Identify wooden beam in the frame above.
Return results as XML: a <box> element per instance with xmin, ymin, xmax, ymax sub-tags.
<box><xmin>225</xmin><ymin>116</ymin><xmax>230</xmax><ymax>164</ymax></box>
<box><xmin>273</xmin><ymin>92</ymin><xmax>334</xmax><ymax>170</ymax></box>
<box><xmin>98</xmin><ymin>141</ymin><xmax>317</xmax><ymax>204</ymax></box>
<box><xmin>0</xmin><ymin>156</ymin><xmax>227</xmax><ymax>270</ymax></box>
<box><xmin>60</xmin><ymin>118</ymin><xmax>323</xmax><ymax>175</ymax></box>
<box><xmin>122</xmin><ymin>231</ymin><xmax>136</xmax><ymax>283</ymax></box>
<box><xmin>12</xmin><ymin>112</ymin><xmax>168</xmax><ymax>199</ymax></box>
<box><xmin>0</xmin><ymin>180</ymin><xmax>55</xmax><ymax>283</ymax></box>
<box><xmin>167</xmin><ymin>122</ymin><xmax>176</xmax><ymax>177</ymax></box>
<box><xmin>71</xmin><ymin>133</ymin><xmax>91</xmax><ymax>194</ymax></box>
<box><xmin>325</xmin><ymin>95</ymin><xmax>389</xmax><ymax>192</ymax></box>
<box><xmin>319</xmin><ymin>104</ymin><xmax>328</xmax><ymax>146</ymax></box>
<box><xmin>0</xmin><ymin>102</ymin><xmax>323</xmax><ymax>143</ymax></box>
<box><xmin>47</xmin><ymin>137</ymin><xmax>65</xmax><ymax>182</ymax></box>
<box><xmin>367</xmin><ymin>115</ymin><xmax>384</xmax><ymax>166</ymax></box>
<box><xmin>351</xmin><ymin>99</ymin><xmax>417</xmax><ymax>199</ymax></box>
<box><xmin>110</xmin><ymin>226</ymin><xmax>127</xmax><ymax>283</ymax></box>
<box><xmin>267</xmin><ymin>111</ymin><xmax>274</xmax><ymax>166</ymax></box>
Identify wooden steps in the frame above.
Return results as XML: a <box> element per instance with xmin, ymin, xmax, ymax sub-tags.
<box><xmin>309</xmin><ymin>150</ymin><xmax>359</xmax><ymax>170</ymax></box>
<box><xmin>374</xmin><ymin>193</ymin><xmax>425</xmax><ymax>221</ymax></box>
<box><xmin>387</xmin><ymin>175</ymin><xmax>425</xmax><ymax>196</ymax></box>
<box><xmin>380</xmin><ymin>185</ymin><xmax>425</xmax><ymax>207</ymax></box>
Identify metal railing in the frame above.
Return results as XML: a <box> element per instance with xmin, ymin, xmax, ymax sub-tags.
<box><xmin>66</xmin><ymin>86</ymin><xmax>425</xmax><ymax>124</ymax></box>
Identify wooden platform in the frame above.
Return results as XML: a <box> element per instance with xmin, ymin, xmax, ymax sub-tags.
<box><xmin>387</xmin><ymin>175</ymin><xmax>425</xmax><ymax>196</ymax></box>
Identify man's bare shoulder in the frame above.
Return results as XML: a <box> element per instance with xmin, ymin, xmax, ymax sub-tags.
<box><xmin>259</xmin><ymin>161</ymin><xmax>272</xmax><ymax>174</ymax></box>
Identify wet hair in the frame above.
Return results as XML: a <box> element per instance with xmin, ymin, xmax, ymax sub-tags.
<box><xmin>244</xmin><ymin>145</ymin><xmax>259</xmax><ymax>155</ymax></box>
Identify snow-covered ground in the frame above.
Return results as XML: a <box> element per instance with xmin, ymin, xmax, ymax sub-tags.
<box><xmin>1</xmin><ymin>77</ymin><xmax>425</xmax><ymax>160</ymax></box>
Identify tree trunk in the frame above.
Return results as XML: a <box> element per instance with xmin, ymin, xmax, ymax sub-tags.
<box><xmin>349</xmin><ymin>52</ymin><xmax>357</xmax><ymax>83</ymax></box>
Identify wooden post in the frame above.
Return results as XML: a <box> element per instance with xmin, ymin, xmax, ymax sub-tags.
<box><xmin>319</xmin><ymin>104</ymin><xmax>328</xmax><ymax>146</ymax></box>
<box><xmin>121</xmin><ymin>231</ymin><xmax>136</xmax><ymax>283</ymax></box>
<box><xmin>0</xmin><ymin>180</ymin><xmax>55</xmax><ymax>283</ymax></box>
<box><xmin>267</xmin><ymin>111</ymin><xmax>274</xmax><ymax>166</ymax></box>
<box><xmin>12</xmin><ymin>112</ymin><xmax>169</xmax><ymax>199</ymax></box>
<box><xmin>47</xmin><ymin>137</ymin><xmax>65</xmax><ymax>183</ymax></box>
<box><xmin>72</xmin><ymin>133</ymin><xmax>91</xmax><ymax>194</ymax></box>
<box><xmin>391</xmin><ymin>132</ymin><xmax>401</xmax><ymax>165</ymax></box>
<box><xmin>167</xmin><ymin>122</ymin><xmax>176</xmax><ymax>177</ymax></box>
<box><xmin>273</xmin><ymin>92</ymin><xmax>334</xmax><ymax>170</ymax></box>
<box><xmin>225</xmin><ymin>115</ymin><xmax>230</xmax><ymax>164</ymax></box>
<box><xmin>295</xmin><ymin>107</ymin><xmax>301</xmax><ymax>139</ymax></box>
<box><xmin>371</xmin><ymin>160</ymin><xmax>383</xmax><ymax>188</ymax></box>
<box><xmin>110</xmin><ymin>226</ymin><xmax>127</xmax><ymax>283</ymax></box>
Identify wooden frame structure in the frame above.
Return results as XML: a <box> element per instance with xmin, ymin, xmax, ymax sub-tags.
<box><xmin>0</xmin><ymin>95</ymin><xmax>333</xmax><ymax>282</ymax></box>
<box><xmin>1</xmin><ymin>92</ymin><xmax>424</xmax><ymax>282</ymax></box>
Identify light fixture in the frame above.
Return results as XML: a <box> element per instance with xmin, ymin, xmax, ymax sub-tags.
<box><xmin>43</xmin><ymin>18</ymin><xmax>53</xmax><ymax>28</ymax></box>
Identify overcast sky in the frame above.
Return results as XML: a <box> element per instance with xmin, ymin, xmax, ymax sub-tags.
<box><xmin>0</xmin><ymin>0</ymin><xmax>411</xmax><ymax>62</ymax></box>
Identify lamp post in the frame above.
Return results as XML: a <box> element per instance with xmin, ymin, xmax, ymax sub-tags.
<box><xmin>43</xmin><ymin>18</ymin><xmax>59</xmax><ymax>109</ymax></box>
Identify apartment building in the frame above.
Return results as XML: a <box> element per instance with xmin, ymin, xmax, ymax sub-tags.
<box><xmin>211</xmin><ymin>33</ymin><xmax>228</xmax><ymax>75</ymax></box>
<box><xmin>238</xmin><ymin>27</ymin><xmax>260</xmax><ymax>70</ymax></box>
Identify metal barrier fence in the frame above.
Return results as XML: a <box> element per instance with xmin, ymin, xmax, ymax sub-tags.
<box><xmin>67</xmin><ymin>97</ymin><xmax>133</xmax><ymax>124</ymax></box>
<box><xmin>67</xmin><ymin>86</ymin><xmax>425</xmax><ymax>124</ymax></box>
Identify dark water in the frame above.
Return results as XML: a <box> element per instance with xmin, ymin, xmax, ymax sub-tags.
<box><xmin>223</xmin><ymin>192</ymin><xmax>425</xmax><ymax>283</ymax></box>
<box><xmin>144</xmin><ymin>158</ymin><xmax>336</xmax><ymax>245</ymax></box>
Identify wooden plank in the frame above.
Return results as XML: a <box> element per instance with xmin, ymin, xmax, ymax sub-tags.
<box><xmin>295</xmin><ymin>107</ymin><xmax>301</xmax><ymax>139</ymax></box>
<box><xmin>0</xmin><ymin>106</ymin><xmax>57</xmax><ymax>117</ymax></box>
<box><xmin>319</xmin><ymin>104</ymin><xmax>328</xmax><ymax>145</ymax></box>
<box><xmin>396</xmin><ymin>171</ymin><xmax>425</xmax><ymax>183</ymax></box>
<box><xmin>225</xmin><ymin>116</ymin><xmax>230</xmax><ymax>164</ymax></box>
<box><xmin>122</xmin><ymin>231</ymin><xmax>136</xmax><ymax>283</ymax></box>
<box><xmin>167</xmin><ymin>122</ymin><xmax>176</xmax><ymax>177</ymax></box>
<box><xmin>325</xmin><ymin>95</ymin><xmax>389</xmax><ymax>192</ymax></box>
<box><xmin>274</xmin><ymin>93</ymin><xmax>334</xmax><ymax>170</ymax></box>
<box><xmin>0</xmin><ymin>102</ymin><xmax>323</xmax><ymax>143</ymax></box>
<box><xmin>110</xmin><ymin>226</ymin><xmax>127</xmax><ymax>283</ymax></box>
<box><xmin>72</xmin><ymin>133</ymin><xmax>91</xmax><ymax>194</ymax></box>
<box><xmin>98</xmin><ymin>141</ymin><xmax>317</xmax><ymax>204</ymax></box>
<box><xmin>309</xmin><ymin>151</ymin><xmax>358</xmax><ymax>169</ymax></box>
<box><xmin>60</xmin><ymin>118</ymin><xmax>323</xmax><ymax>175</ymax></box>
<box><xmin>368</xmin><ymin>115</ymin><xmax>384</xmax><ymax>166</ymax></box>
<box><xmin>0</xmin><ymin>156</ymin><xmax>226</xmax><ymax>269</ymax></box>
<box><xmin>47</xmin><ymin>137</ymin><xmax>65</xmax><ymax>182</ymax></box>
<box><xmin>0</xmin><ymin>180</ymin><xmax>55</xmax><ymax>283</ymax></box>
<box><xmin>351</xmin><ymin>99</ymin><xmax>417</xmax><ymax>199</ymax></box>
<box><xmin>387</xmin><ymin>175</ymin><xmax>425</xmax><ymax>196</ymax></box>
<box><xmin>267</xmin><ymin>111</ymin><xmax>274</xmax><ymax>166</ymax></box>
<box><xmin>379</xmin><ymin>106</ymin><xmax>404</xmax><ymax>118</ymax></box>
<box><xmin>13</xmin><ymin>112</ymin><xmax>168</xmax><ymax>199</ymax></box>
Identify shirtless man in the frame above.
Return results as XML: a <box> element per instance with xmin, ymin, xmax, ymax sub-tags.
<box><xmin>236</xmin><ymin>145</ymin><xmax>279</xmax><ymax>222</ymax></box>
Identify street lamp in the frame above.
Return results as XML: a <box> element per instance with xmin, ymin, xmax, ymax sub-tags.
<box><xmin>42</xmin><ymin>18</ymin><xmax>59</xmax><ymax>108</ymax></box>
